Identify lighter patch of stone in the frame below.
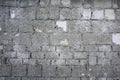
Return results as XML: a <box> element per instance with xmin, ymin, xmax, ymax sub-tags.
<box><xmin>0</xmin><ymin>27</ymin><xmax>2</xmax><ymax>31</ymax></box>
<box><xmin>105</xmin><ymin>9</ymin><xmax>115</xmax><ymax>20</ymax></box>
<box><xmin>60</xmin><ymin>39</ymin><xmax>68</xmax><ymax>45</ymax></box>
<box><xmin>35</xmin><ymin>28</ymin><xmax>42</xmax><ymax>32</ymax></box>
<box><xmin>15</xmin><ymin>33</ymin><xmax>19</xmax><ymax>37</ymax></box>
<box><xmin>11</xmin><ymin>10</ymin><xmax>16</xmax><ymax>18</ymax></box>
<box><xmin>56</xmin><ymin>21</ymin><xmax>67</xmax><ymax>32</ymax></box>
<box><xmin>112</xmin><ymin>33</ymin><xmax>120</xmax><ymax>45</ymax></box>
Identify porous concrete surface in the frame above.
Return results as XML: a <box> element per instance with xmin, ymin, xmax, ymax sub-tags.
<box><xmin>0</xmin><ymin>0</ymin><xmax>120</xmax><ymax>80</ymax></box>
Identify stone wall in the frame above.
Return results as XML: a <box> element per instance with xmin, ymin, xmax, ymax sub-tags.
<box><xmin>0</xmin><ymin>0</ymin><xmax>120</xmax><ymax>80</ymax></box>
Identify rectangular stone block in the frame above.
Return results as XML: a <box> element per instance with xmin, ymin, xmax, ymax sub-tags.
<box><xmin>22</xmin><ymin>77</ymin><xmax>50</xmax><ymax>80</ymax></box>
<box><xmin>84</xmin><ymin>45</ymin><xmax>98</xmax><ymax>51</ymax></box>
<box><xmin>17</xmin><ymin>52</ymin><xmax>30</xmax><ymax>59</ymax></box>
<box><xmin>51</xmin><ymin>78</ymin><xmax>65</xmax><ymax>80</ymax></box>
<box><xmin>68</xmin><ymin>20</ymin><xmax>92</xmax><ymax>33</ymax></box>
<box><xmin>28</xmin><ymin>65</ymin><xmax>41</xmax><ymax>76</ymax></box>
<box><xmin>4</xmin><ymin>51</ymin><xmax>17</xmax><ymax>58</ymax></box>
<box><xmin>37</xmin><ymin>7</ymin><xmax>48</xmax><ymax>19</ymax></box>
<box><xmin>31</xmin><ymin>33</ymin><xmax>49</xmax><ymax>46</ymax></box>
<box><xmin>112</xmin><ymin>45</ymin><xmax>120</xmax><ymax>51</ymax></box>
<box><xmin>51</xmin><ymin>0</ymin><xmax>61</xmax><ymax>6</ymax></box>
<box><xmin>115</xmin><ymin>9</ymin><xmax>120</xmax><ymax>20</ymax></box>
<box><xmin>45</xmin><ymin>52</ymin><xmax>59</xmax><ymax>59</ymax></box>
<box><xmin>71</xmin><ymin>0</ymin><xmax>83</xmax><ymax>7</ymax></box>
<box><xmin>72</xmin><ymin>66</ymin><xmax>87</xmax><ymax>77</ymax></box>
<box><xmin>42</xmin><ymin>65</ymin><xmax>56</xmax><ymax>77</ymax></box>
<box><xmin>13</xmin><ymin>33</ymin><xmax>31</xmax><ymax>46</ymax></box>
<box><xmin>66</xmin><ymin>59</ymin><xmax>81</xmax><ymax>65</ymax></box>
<box><xmin>0</xmin><ymin>65</ymin><xmax>11</xmax><ymax>76</ymax></box>
<box><xmin>92</xmin><ymin>10</ymin><xmax>104</xmax><ymax>19</ymax></box>
<box><xmin>40</xmin><ymin>0</ymin><xmax>50</xmax><ymax>7</ymax></box>
<box><xmin>51</xmin><ymin>59</ymin><xmax>65</xmax><ymax>65</ymax></box>
<box><xmin>5</xmin><ymin>77</ymin><xmax>21</xmax><ymax>80</ymax></box>
<box><xmin>74</xmin><ymin>52</ymin><xmax>88</xmax><ymax>59</ymax></box>
<box><xmin>12</xmin><ymin>64</ymin><xmax>26</xmax><ymax>76</ymax></box>
<box><xmin>81</xmin><ymin>9</ymin><xmax>91</xmax><ymax>19</ymax></box>
<box><xmin>61</xmin><ymin>0</ymin><xmax>71</xmax><ymax>7</ymax></box>
<box><xmin>99</xmin><ymin>45</ymin><xmax>111</xmax><ymax>51</ymax></box>
<box><xmin>32</xmin><ymin>51</ymin><xmax>44</xmax><ymax>59</ymax></box>
<box><xmin>66</xmin><ymin>78</ymin><xmax>80</xmax><ymax>80</ymax></box>
<box><xmin>69</xmin><ymin>45</ymin><xmax>84</xmax><ymax>52</ymax></box>
<box><xmin>83</xmin><ymin>33</ymin><xmax>112</xmax><ymax>44</ymax></box>
<box><xmin>37</xmin><ymin>59</ymin><xmax>50</xmax><ymax>65</ymax></box>
<box><xmin>56</xmin><ymin>66</ymin><xmax>71</xmax><ymax>77</ymax></box>
<box><xmin>42</xmin><ymin>46</ymin><xmax>55</xmax><ymax>52</ymax></box>
<box><xmin>105</xmin><ymin>9</ymin><xmax>115</xmax><ymax>20</ymax></box>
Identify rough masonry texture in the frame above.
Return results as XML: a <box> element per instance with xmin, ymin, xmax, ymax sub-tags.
<box><xmin>0</xmin><ymin>0</ymin><xmax>120</xmax><ymax>80</ymax></box>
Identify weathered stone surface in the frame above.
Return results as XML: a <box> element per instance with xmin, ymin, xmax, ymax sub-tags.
<box><xmin>42</xmin><ymin>65</ymin><xmax>56</xmax><ymax>77</ymax></box>
<box><xmin>92</xmin><ymin>10</ymin><xmax>104</xmax><ymax>19</ymax></box>
<box><xmin>105</xmin><ymin>9</ymin><xmax>115</xmax><ymax>20</ymax></box>
<box><xmin>12</xmin><ymin>65</ymin><xmax>26</xmax><ymax>76</ymax></box>
<box><xmin>81</xmin><ymin>9</ymin><xmax>91</xmax><ymax>19</ymax></box>
<box><xmin>56</xmin><ymin>66</ymin><xmax>71</xmax><ymax>77</ymax></box>
<box><xmin>0</xmin><ymin>65</ymin><xmax>11</xmax><ymax>76</ymax></box>
<box><xmin>28</xmin><ymin>65</ymin><xmax>42</xmax><ymax>76</ymax></box>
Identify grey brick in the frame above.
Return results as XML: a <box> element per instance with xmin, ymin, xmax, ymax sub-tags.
<box><xmin>72</xmin><ymin>66</ymin><xmax>87</xmax><ymax>77</ymax></box>
<box><xmin>48</xmin><ymin>7</ymin><xmax>59</xmax><ymax>19</ymax></box>
<box><xmin>51</xmin><ymin>59</ymin><xmax>65</xmax><ymax>65</ymax></box>
<box><xmin>37</xmin><ymin>59</ymin><xmax>50</xmax><ymax>65</ymax></box>
<box><xmin>42</xmin><ymin>65</ymin><xmax>56</xmax><ymax>77</ymax></box>
<box><xmin>17</xmin><ymin>52</ymin><xmax>30</xmax><ymax>59</ymax></box>
<box><xmin>56</xmin><ymin>66</ymin><xmax>71</xmax><ymax>77</ymax></box>
<box><xmin>40</xmin><ymin>0</ymin><xmax>50</xmax><ymax>7</ymax></box>
<box><xmin>0</xmin><ymin>77</ymin><xmax>4</xmax><ymax>80</ymax></box>
<box><xmin>61</xmin><ymin>0</ymin><xmax>71</xmax><ymax>7</ymax></box>
<box><xmin>23</xmin><ymin>59</ymin><xmax>37</xmax><ymax>65</ymax></box>
<box><xmin>51</xmin><ymin>0</ymin><xmax>61</xmax><ymax>6</ymax></box>
<box><xmin>32</xmin><ymin>51</ymin><xmax>44</xmax><ymax>59</ymax></box>
<box><xmin>5</xmin><ymin>77</ymin><xmax>21</xmax><ymax>80</ymax></box>
<box><xmin>69</xmin><ymin>45</ymin><xmax>84</xmax><ymax>52</ymax></box>
<box><xmin>37</xmin><ymin>8</ymin><xmax>48</xmax><ymax>20</ymax></box>
<box><xmin>12</xmin><ymin>64</ymin><xmax>26</xmax><ymax>76</ymax></box>
<box><xmin>42</xmin><ymin>46</ymin><xmax>55</xmax><ymax>52</ymax></box>
<box><xmin>13</xmin><ymin>45</ymin><xmax>26</xmax><ymax>52</ymax></box>
<box><xmin>51</xmin><ymin>78</ymin><xmax>65</xmax><ymax>80</ymax></box>
<box><xmin>13</xmin><ymin>33</ymin><xmax>31</xmax><ymax>46</ymax></box>
<box><xmin>84</xmin><ymin>45</ymin><xmax>98</xmax><ymax>51</ymax></box>
<box><xmin>0</xmin><ymin>65</ymin><xmax>11</xmax><ymax>76</ymax></box>
<box><xmin>66</xmin><ymin>59</ymin><xmax>81</xmax><ymax>65</ymax></box>
<box><xmin>4</xmin><ymin>51</ymin><xmax>17</xmax><ymax>58</ymax></box>
<box><xmin>71</xmin><ymin>0</ymin><xmax>83</xmax><ymax>7</ymax></box>
<box><xmin>74</xmin><ymin>52</ymin><xmax>88</xmax><ymax>59</ymax></box>
<box><xmin>112</xmin><ymin>45</ymin><xmax>120</xmax><ymax>51</ymax></box>
<box><xmin>83</xmin><ymin>0</ymin><xmax>92</xmax><ymax>8</ymax></box>
<box><xmin>94</xmin><ymin>0</ymin><xmax>112</xmax><ymax>8</ymax></box>
<box><xmin>115</xmin><ymin>9</ymin><xmax>120</xmax><ymax>20</ymax></box>
<box><xmin>45</xmin><ymin>52</ymin><xmax>59</xmax><ymax>59</ymax></box>
<box><xmin>31</xmin><ymin>33</ymin><xmax>49</xmax><ymax>46</ymax></box>
<box><xmin>66</xmin><ymin>78</ymin><xmax>80</xmax><ymax>80</ymax></box>
<box><xmin>22</xmin><ymin>77</ymin><xmax>50</xmax><ymax>80</ymax></box>
<box><xmin>68</xmin><ymin>21</ymin><xmax>92</xmax><ymax>33</ymax></box>
<box><xmin>99</xmin><ymin>45</ymin><xmax>111</xmax><ymax>51</ymax></box>
<box><xmin>28</xmin><ymin>65</ymin><xmax>41</xmax><ymax>76</ymax></box>
<box><xmin>8</xmin><ymin>59</ymin><xmax>22</xmax><ymax>64</ymax></box>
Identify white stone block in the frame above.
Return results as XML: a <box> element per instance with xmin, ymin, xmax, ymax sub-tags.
<box><xmin>56</xmin><ymin>21</ymin><xmax>67</xmax><ymax>32</ymax></box>
<box><xmin>92</xmin><ymin>10</ymin><xmax>104</xmax><ymax>19</ymax></box>
<box><xmin>112</xmin><ymin>33</ymin><xmax>120</xmax><ymax>45</ymax></box>
<box><xmin>105</xmin><ymin>9</ymin><xmax>115</xmax><ymax>20</ymax></box>
<box><xmin>82</xmin><ymin>9</ymin><xmax>91</xmax><ymax>19</ymax></box>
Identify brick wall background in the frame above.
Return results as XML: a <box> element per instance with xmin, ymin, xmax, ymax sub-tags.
<box><xmin>0</xmin><ymin>0</ymin><xmax>120</xmax><ymax>80</ymax></box>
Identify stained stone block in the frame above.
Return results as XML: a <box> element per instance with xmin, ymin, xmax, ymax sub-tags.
<box><xmin>115</xmin><ymin>9</ymin><xmax>120</xmax><ymax>20</ymax></box>
<box><xmin>94</xmin><ymin>0</ymin><xmax>112</xmax><ymax>8</ymax></box>
<box><xmin>83</xmin><ymin>0</ymin><xmax>92</xmax><ymax>8</ymax></box>
<box><xmin>28</xmin><ymin>65</ymin><xmax>41</xmax><ymax>76</ymax></box>
<box><xmin>12</xmin><ymin>65</ymin><xmax>26</xmax><ymax>76</ymax></box>
<box><xmin>71</xmin><ymin>0</ymin><xmax>83</xmax><ymax>7</ymax></box>
<box><xmin>42</xmin><ymin>65</ymin><xmax>56</xmax><ymax>77</ymax></box>
<box><xmin>56</xmin><ymin>66</ymin><xmax>71</xmax><ymax>77</ymax></box>
<box><xmin>0</xmin><ymin>65</ymin><xmax>11</xmax><ymax>76</ymax></box>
